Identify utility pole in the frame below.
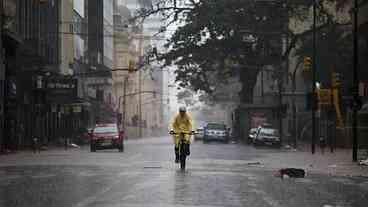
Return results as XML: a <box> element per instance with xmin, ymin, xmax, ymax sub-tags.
<box><xmin>278</xmin><ymin>68</ymin><xmax>283</xmax><ymax>146</ymax></box>
<box><xmin>122</xmin><ymin>76</ymin><xmax>128</xmax><ymax>131</ymax></box>
<box><xmin>138</xmin><ymin>63</ymin><xmax>142</xmax><ymax>138</ymax></box>
<box><xmin>311</xmin><ymin>0</ymin><xmax>317</xmax><ymax>154</ymax></box>
<box><xmin>261</xmin><ymin>68</ymin><xmax>264</xmax><ymax>104</ymax></box>
<box><xmin>138</xmin><ymin>23</ymin><xmax>144</xmax><ymax>138</ymax></box>
<box><xmin>352</xmin><ymin>0</ymin><xmax>359</xmax><ymax>162</ymax></box>
<box><xmin>0</xmin><ymin>0</ymin><xmax>4</xmax><ymax>150</ymax></box>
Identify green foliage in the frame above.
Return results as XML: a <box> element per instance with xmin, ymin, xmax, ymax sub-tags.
<box><xmin>157</xmin><ymin>0</ymin><xmax>261</xmax><ymax>94</ymax></box>
<box><xmin>136</xmin><ymin>0</ymin><xmax>354</xmax><ymax>102</ymax></box>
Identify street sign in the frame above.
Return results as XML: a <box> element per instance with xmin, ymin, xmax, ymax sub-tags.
<box><xmin>45</xmin><ymin>78</ymin><xmax>78</xmax><ymax>103</ymax></box>
<box><xmin>73</xmin><ymin>105</ymin><xmax>82</xmax><ymax>113</ymax></box>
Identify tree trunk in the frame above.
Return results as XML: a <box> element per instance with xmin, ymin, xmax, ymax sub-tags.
<box><xmin>239</xmin><ymin>67</ymin><xmax>259</xmax><ymax>104</ymax></box>
<box><xmin>234</xmin><ymin>67</ymin><xmax>259</xmax><ymax>142</ymax></box>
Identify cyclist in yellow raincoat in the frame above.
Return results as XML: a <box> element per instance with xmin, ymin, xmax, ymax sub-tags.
<box><xmin>170</xmin><ymin>106</ymin><xmax>194</xmax><ymax>163</ymax></box>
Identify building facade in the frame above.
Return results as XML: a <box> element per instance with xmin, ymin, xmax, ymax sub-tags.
<box><xmin>86</xmin><ymin>0</ymin><xmax>116</xmax><ymax>124</ymax></box>
<box><xmin>113</xmin><ymin>0</ymin><xmax>166</xmax><ymax>138</ymax></box>
<box><xmin>0</xmin><ymin>0</ymin><xmax>120</xmax><ymax>150</ymax></box>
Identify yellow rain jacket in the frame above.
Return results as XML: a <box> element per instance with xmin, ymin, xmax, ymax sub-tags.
<box><xmin>170</xmin><ymin>112</ymin><xmax>194</xmax><ymax>146</ymax></box>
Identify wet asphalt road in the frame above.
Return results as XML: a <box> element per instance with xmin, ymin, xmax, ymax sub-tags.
<box><xmin>1</xmin><ymin>137</ymin><xmax>368</xmax><ymax>207</ymax></box>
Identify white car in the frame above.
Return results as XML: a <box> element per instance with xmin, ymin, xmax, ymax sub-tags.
<box><xmin>254</xmin><ymin>127</ymin><xmax>281</xmax><ymax>147</ymax></box>
<box><xmin>203</xmin><ymin>123</ymin><xmax>229</xmax><ymax>143</ymax></box>
<box><xmin>248</xmin><ymin>128</ymin><xmax>258</xmax><ymax>144</ymax></box>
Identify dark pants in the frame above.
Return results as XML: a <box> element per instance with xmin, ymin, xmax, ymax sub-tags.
<box><xmin>320</xmin><ymin>138</ymin><xmax>326</xmax><ymax>154</ymax></box>
<box><xmin>175</xmin><ymin>143</ymin><xmax>190</xmax><ymax>159</ymax></box>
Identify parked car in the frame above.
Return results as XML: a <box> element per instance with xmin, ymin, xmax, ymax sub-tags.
<box><xmin>248</xmin><ymin>128</ymin><xmax>258</xmax><ymax>144</ymax></box>
<box><xmin>89</xmin><ymin>123</ymin><xmax>124</xmax><ymax>152</ymax></box>
<box><xmin>194</xmin><ymin>127</ymin><xmax>204</xmax><ymax>140</ymax></box>
<box><xmin>203</xmin><ymin>123</ymin><xmax>229</xmax><ymax>143</ymax></box>
<box><xmin>253</xmin><ymin>127</ymin><xmax>280</xmax><ymax>147</ymax></box>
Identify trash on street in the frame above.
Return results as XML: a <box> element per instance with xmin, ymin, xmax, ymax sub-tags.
<box><xmin>68</xmin><ymin>143</ymin><xmax>81</xmax><ymax>148</ymax></box>
<box><xmin>359</xmin><ymin>159</ymin><xmax>368</xmax><ymax>166</ymax></box>
<box><xmin>274</xmin><ymin>168</ymin><xmax>306</xmax><ymax>179</ymax></box>
<box><xmin>247</xmin><ymin>161</ymin><xmax>262</xmax><ymax>165</ymax></box>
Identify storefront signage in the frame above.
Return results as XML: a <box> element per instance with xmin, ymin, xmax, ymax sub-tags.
<box><xmin>47</xmin><ymin>79</ymin><xmax>77</xmax><ymax>90</ymax></box>
<box><xmin>46</xmin><ymin>78</ymin><xmax>78</xmax><ymax>103</ymax></box>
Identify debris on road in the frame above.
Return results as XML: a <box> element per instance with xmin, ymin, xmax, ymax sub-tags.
<box><xmin>284</xmin><ymin>145</ymin><xmax>291</xmax><ymax>150</ymax></box>
<box><xmin>274</xmin><ymin>168</ymin><xmax>306</xmax><ymax>179</ymax></box>
<box><xmin>359</xmin><ymin>159</ymin><xmax>368</xmax><ymax>166</ymax></box>
<box><xmin>68</xmin><ymin>143</ymin><xmax>81</xmax><ymax>148</ymax></box>
<box><xmin>247</xmin><ymin>161</ymin><xmax>262</xmax><ymax>165</ymax></box>
<box><xmin>282</xmin><ymin>145</ymin><xmax>297</xmax><ymax>152</ymax></box>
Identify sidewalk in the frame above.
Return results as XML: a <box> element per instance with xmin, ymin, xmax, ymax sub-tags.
<box><xmin>254</xmin><ymin>143</ymin><xmax>368</xmax><ymax>177</ymax></box>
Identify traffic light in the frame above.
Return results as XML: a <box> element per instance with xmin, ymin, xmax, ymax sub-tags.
<box><xmin>303</xmin><ymin>56</ymin><xmax>312</xmax><ymax>73</ymax></box>
<box><xmin>331</xmin><ymin>72</ymin><xmax>341</xmax><ymax>88</ymax></box>
<box><xmin>128</xmin><ymin>60</ymin><xmax>135</xmax><ymax>73</ymax></box>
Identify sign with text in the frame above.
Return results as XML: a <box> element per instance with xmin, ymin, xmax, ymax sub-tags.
<box><xmin>46</xmin><ymin>78</ymin><xmax>78</xmax><ymax>103</ymax></box>
<box><xmin>317</xmin><ymin>89</ymin><xmax>332</xmax><ymax>105</ymax></box>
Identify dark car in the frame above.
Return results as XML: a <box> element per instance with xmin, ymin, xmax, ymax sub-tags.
<box><xmin>90</xmin><ymin>124</ymin><xmax>124</xmax><ymax>152</ymax></box>
<box><xmin>253</xmin><ymin>127</ymin><xmax>280</xmax><ymax>147</ymax></box>
<box><xmin>203</xmin><ymin>123</ymin><xmax>229</xmax><ymax>143</ymax></box>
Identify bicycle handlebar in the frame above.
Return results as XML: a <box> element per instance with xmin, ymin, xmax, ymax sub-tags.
<box><xmin>169</xmin><ymin>131</ymin><xmax>196</xmax><ymax>135</ymax></box>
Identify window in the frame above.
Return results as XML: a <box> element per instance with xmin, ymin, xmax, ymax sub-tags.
<box><xmin>94</xmin><ymin>126</ymin><xmax>118</xmax><ymax>133</ymax></box>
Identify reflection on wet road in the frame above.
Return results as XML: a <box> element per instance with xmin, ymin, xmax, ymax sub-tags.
<box><xmin>1</xmin><ymin>137</ymin><xmax>367</xmax><ymax>207</ymax></box>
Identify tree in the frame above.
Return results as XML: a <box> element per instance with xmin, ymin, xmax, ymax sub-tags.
<box><xmin>294</xmin><ymin>0</ymin><xmax>367</xmax><ymax>95</ymax></box>
<box><xmin>136</xmin><ymin>0</ymin><xmax>354</xmax><ymax>104</ymax></box>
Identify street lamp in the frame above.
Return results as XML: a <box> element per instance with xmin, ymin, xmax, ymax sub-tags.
<box><xmin>352</xmin><ymin>0</ymin><xmax>360</xmax><ymax>162</ymax></box>
<box><xmin>311</xmin><ymin>0</ymin><xmax>317</xmax><ymax>154</ymax></box>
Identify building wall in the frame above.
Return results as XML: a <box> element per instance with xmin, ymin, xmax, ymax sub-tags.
<box><xmin>86</xmin><ymin>0</ymin><xmax>116</xmax><ymax>124</ymax></box>
<box><xmin>113</xmin><ymin>4</ymin><xmax>135</xmax><ymax>136</ymax></box>
<box><xmin>87</xmin><ymin>0</ymin><xmax>104</xmax><ymax>67</ymax></box>
<box><xmin>103</xmin><ymin>0</ymin><xmax>114</xmax><ymax>69</ymax></box>
<box><xmin>114</xmin><ymin>0</ymin><xmax>166</xmax><ymax>137</ymax></box>
<box><xmin>73</xmin><ymin>0</ymin><xmax>86</xmax><ymax>62</ymax></box>
<box><xmin>59</xmin><ymin>0</ymin><xmax>74</xmax><ymax>75</ymax></box>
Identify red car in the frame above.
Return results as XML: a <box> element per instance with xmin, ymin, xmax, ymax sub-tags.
<box><xmin>89</xmin><ymin>124</ymin><xmax>124</xmax><ymax>152</ymax></box>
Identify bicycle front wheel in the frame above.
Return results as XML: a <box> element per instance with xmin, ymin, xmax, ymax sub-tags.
<box><xmin>180</xmin><ymin>154</ymin><xmax>186</xmax><ymax>170</ymax></box>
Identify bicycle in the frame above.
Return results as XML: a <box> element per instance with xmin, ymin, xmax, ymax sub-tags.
<box><xmin>169</xmin><ymin>131</ymin><xmax>195</xmax><ymax>170</ymax></box>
